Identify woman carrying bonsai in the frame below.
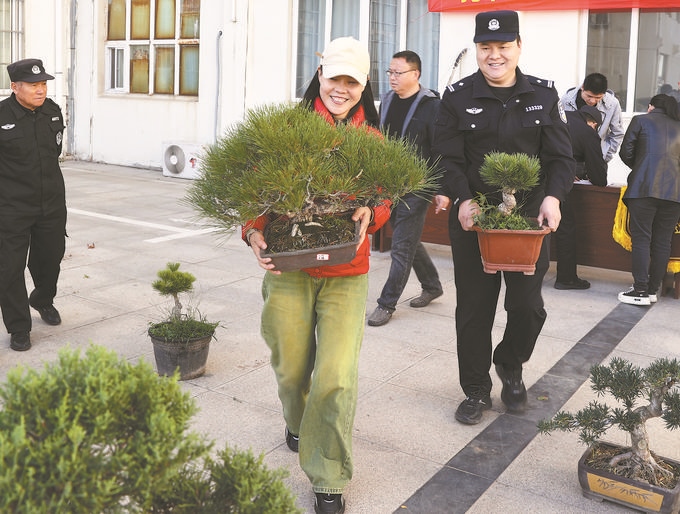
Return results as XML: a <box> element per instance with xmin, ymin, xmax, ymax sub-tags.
<box><xmin>242</xmin><ymin>37</ymin><xmax>390</xmax><ymax>514</ymax></box>
<box><xmin>618</xmin><ymin>93</ymin><xmax>680</xmax><ymax>306</ymax></box>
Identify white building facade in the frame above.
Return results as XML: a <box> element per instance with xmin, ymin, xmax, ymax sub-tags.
<box><xmin>1</xmin><ymin>0</ymin><xmax>679</xmax><ymax>179</ymax></box>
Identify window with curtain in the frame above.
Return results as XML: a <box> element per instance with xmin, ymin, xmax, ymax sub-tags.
<box><xmin>586</xmin><ymin>9</ymin><xmax>680</xmax><ymax>113</ymax></box>
<box><xmin>105</xmin><ymin>0</ymin><xmax>200</xmax><ymax>96</ymax></box>
<box><xmin>296</xmin><ymin>0</ymin><xmax>440</xmax><ymax>99</ymax></box>
<box><xmin>0</xmin><ymin>0</ymin><xmax>24</xmax><ymax>91</ymax></box>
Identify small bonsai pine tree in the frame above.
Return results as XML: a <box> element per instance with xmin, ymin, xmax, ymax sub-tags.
<box><xmin>538</xmin><ymin>357</ymin><xmax>680</xmax><ymax>486</ymax></box>
<box><xmin>149</xmin><ymin>262</ymin><xmax>218</xmax><ymax>342</ymax></box>
<box><xmin>152</xmin><ymin>261</ymin><xmax>195</xmax><ymax>320</ymax></box>
<box><xmin>474</xmin><ymin>151</ymin><xmax>542</xmax><ymax>230</ymax></box>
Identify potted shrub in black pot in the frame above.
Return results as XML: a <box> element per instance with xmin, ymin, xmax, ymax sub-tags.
<box><xmin>471</xmin><ymin>151</ymin><xmax>551</xmax><ymax>275</ymax></box>
<box><xmin>186</xmin><ymin>103</ymin><xmax>439</xmax><ymax>271</ymax></box>
<box><xmin>538</xmin><ymin>357</ymin><xmax>680</xmax><ymax>513</ymax></box>
<box><xmin>148</xmin><ymin>262</ymin><xmax>218</xmax><ymax>380</ymax></box>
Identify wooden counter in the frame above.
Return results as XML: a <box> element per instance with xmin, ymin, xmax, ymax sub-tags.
<box><xmin>373</xmin><ymin>184</ymin><xmax>680</xmax><ymax>275</ymax></box>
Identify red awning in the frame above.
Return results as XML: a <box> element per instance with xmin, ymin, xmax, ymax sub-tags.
<box><xmin>428</xmin><ymin>0</ymin><xmax>680</xmax><ymax>12</ymax></box>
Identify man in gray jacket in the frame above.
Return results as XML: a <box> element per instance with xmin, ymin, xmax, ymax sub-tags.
<box><xmin>561</xmin><ymin>72</ymin><xmax>624</xmax><ymax>163</ymax></box>
<box><xmin>367</xmin><ymin>50</ymin><xmax>443</xmax><ymax>327</ymax></box>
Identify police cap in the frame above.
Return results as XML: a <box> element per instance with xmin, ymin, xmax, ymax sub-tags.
<box><xmin>7</xmin><ymin>58</ymin><xmax>55</xmax><ymax>83</ymax></box>
<box><xmin>474</xmin><ymin>10</ymin><xmax>520</xmax><ymax>43</ymax></box>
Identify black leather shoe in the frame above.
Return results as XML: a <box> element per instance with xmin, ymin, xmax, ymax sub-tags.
<box><xmin>285</xmin><ymin>427</ymin><xmax>299</xmax><ymax>452</ymax></box>
<box><xmin>554</xmin><ymin>278</ymin><xmax>590</xmax><ymax>290</ymax></box>
<box><xmin>495</xmin><ymin>364</ymin><xmax>527</xmax><ymax>413</ymax></box>
<box><xmin>10</xmin><ymin>331</ymin><xmax>31</xmax><ymax>352</ymax></box>
<box><xmin>314</xmin><ymin>493</ymin><xmax>345</xmax><ymax>514</ymax></box>
<box><xmin>31</xmin><ymin>304</ymin><xmax>62</xmax><ymax>325</ymax></box>
<box><xmin>454</xmin><ymin>394</ymin><xmax>492</xmax><ymax>425</ymax></box>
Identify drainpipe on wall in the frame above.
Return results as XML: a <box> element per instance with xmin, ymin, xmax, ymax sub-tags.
<box><xmin>66</xmin><ymin>0</ymin><xmax>77</xmax><ymax>156</ymax></box>
<box><xmin>214</xmin><ymin>30</ymin><xmax>223</xmax><ymax>142</ymax></box>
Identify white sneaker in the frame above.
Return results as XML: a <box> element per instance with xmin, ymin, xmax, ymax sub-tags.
<box><xmin>618</xmin><ymin>287</ymin><xmax>651</xmax><ymax>306</ymax></box>
<box><xmin>649</xmin><ymin>293</ymin><xmax>658</xmax><ymax>303</ymax></box>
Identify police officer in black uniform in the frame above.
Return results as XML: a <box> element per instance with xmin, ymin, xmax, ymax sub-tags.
<box><xmin>0</xmin><ymin>58</ymin><xmax>66</xmax><ymax>351</ymax></box>
<box><xmin>432</xmin><ymin>11</ymin><xmax>575</xmax><ymax>424</ymax></box>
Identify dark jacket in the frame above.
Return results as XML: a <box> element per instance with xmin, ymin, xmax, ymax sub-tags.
<box><xmin>433</xmin><ymin>68</ymin><xmax>575</xmax><ymax>216</ymax></box>
<box><xmin>0</xmin><ymin>94</ymin><xmax>65</xmax><ymax>216</ymax></box>
<box><xmin>379</xmin><ymin>87</ymin><xmax>439</xmax><ymax>164</ymax></box>
<box><xmin>565</xmin><ymin>110</ymin><xmax>608</xmax><ymax>187</ymax></box>
<box><xmin>620</xmin><ymin>108</ymin><xmax>680</xmax><ymax>203</ymax></box>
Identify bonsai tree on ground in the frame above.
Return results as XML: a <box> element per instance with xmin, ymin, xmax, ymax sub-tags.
<box><xmin>473</xmin><ymin>151</ymin><xmax>542</xmax><ymax>230</ymax></box>
<box><xmin>0</xmin><ymin>346</ymin><xmax>301</xmax><ymax>513</ymax></box>
<box><xmin>149</xmin><ymin>262</ymin><xmax>218</xmax><ymax>343</ymax></box>
<box><xmin>538</xmin><ymin>356</ymin><xmax>680</xmax><ymax>487</ymax></box>
<box><xmin>186</xmin><ymin>103</ymin><xmax>439</xmax><ymax>251</ymax></box>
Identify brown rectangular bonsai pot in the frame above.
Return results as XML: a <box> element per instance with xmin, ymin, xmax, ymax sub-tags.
<box><xmin>578</xmin><ymin>442</ymin><xmax>680</xmax><ymax>513</ymax></box>
<box><xmin>262</xmin><ymin>219</ymin><xmax>361</xmax><ymax>272</ymax></box>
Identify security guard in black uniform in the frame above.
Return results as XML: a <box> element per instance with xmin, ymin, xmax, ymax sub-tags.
<box><xmin>0</xmin><ymin>58</ymin><xmax>66</xmax><ymax>351</ymax></box>
<box><xmin>431</xmin><ymin>11</ymin><xmax>575</xmax><ymax>424</ymax></box>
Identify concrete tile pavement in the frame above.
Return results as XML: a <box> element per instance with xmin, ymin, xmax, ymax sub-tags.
<box><xmin>1</xmin><ymin>160</ymin><xmax>678</xmax><ymax>513</ymax></box>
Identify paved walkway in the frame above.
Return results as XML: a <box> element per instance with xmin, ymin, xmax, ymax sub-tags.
<box><xmin>2</xmin><ymin>160</ymin><xmax>678</xmax><ymax>513</ymax></box>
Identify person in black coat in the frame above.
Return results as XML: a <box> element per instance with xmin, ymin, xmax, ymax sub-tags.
<box><xmin>618</xmin><ymin>94</ymin><xmax>680</xmax><ymax>305</ymax></box>
<box><xmin>0</xmin><ymin>58</ymin><xmax>66</xmax><ymax>352</ymax></box>
<box><xmin>554</xmin><ymin>105</ymin><xmax>608</xmax><ymax>289</ymax></box>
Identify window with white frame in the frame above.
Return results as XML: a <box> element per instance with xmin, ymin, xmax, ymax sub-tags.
<box><xmin>0</xmin><ymin>0</ymin><xmax>24</xmax><ymax>91</ymax></box>
<box><xmin>106</xmin><ymin>0</ymin><xmax>200</xmax><ymax>96</ymax></box>
<box><xmin>586</xmin><ymin>9</ymin><xmax>680</xmax><ymax>113</ymax></box>
<box><xmin>295</xmin><ymin>0</ymin><xmax>440</xmax><ymax>99</ymax></box>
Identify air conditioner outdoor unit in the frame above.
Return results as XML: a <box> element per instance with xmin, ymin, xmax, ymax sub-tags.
<box><xmin>161</xmin><ymin>142</ymin><xmax>204</xmax><ymax>179</ymax></box>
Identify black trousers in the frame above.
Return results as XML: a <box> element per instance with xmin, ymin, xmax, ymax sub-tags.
<box><xmin>554</xmin><ymin>194</ymin><xmax>578</xmax><ymax>283</ymax></box>
<box><xmin>0</xmin><ymin>207</ymin><xmax>67</xmax><ymax>334</ymax></box>
<box><xmin>449</xmin><ymin>217</ymin><xmax>549</xmax><ymax>397</ymax></box>
<box><xmin>626</xmin><ymin>197</ymin><xmax>680</xmax><ymax>294</ymax></box>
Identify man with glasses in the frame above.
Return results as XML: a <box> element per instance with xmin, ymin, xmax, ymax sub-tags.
<box><xmin>561</xmin><ymin>72</ymin><xmax>624</xmax><ymax>163</ymax></box>
<box><xmin>367</xmin><ymin>50</ymin><xmax>444</xmax><ymax>327</ymax></box>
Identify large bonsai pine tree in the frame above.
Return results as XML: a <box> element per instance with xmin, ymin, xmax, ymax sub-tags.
<box><xmin>538</xmin><ymin>357</ymin><xmax>680</xmax><ymax>486</ymax></box>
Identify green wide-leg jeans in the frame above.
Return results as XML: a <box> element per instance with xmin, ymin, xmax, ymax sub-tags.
<box><xmin>261</xmin><ymin>271</ymin><xmax>368</xmax><ymax>494</ymax></box>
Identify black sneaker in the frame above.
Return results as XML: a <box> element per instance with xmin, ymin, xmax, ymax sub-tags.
<box><xmin>409</xmin><ymin>289</ymin><xmax>443</xmax><ymax>308</ymax></box>
<box><xmin>314</xmin><ymin>493</ymin><xmax>345</xmax><ymax>514</ymax></box>
<box><xmin>455</xmin><ymin>393</ymin><xmax>492</xmax><ymax>425</ymax></box>
<box><xmin>495</xmin><ymin>364</ymin><xmax>527</xmax><ymax>413</ymax></box>
<box><xmin>285</xmin><ymin>427</ymin><xmax>299</xmax><ymax>452</ymax></box>
<box><xmin>554</xmin><ymin>278</ymin><xmax>590</xmax><ymax>290</ymax></box>
<box><xmin>10</xmin><ymin>331</ymin><xmax>31</xmax><ymax>352</ymax></box>
<box><xmin>618</xmin><ymin>287</ymin><xmax>650</xmax><ymax>306</ymax></box>
<box><xmin>367</xmin><ymin>306</ymin><xmax>392</xmax><ymax>327</ymax></box>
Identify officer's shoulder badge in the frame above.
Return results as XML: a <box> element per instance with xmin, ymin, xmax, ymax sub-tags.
<box><xmin>527</xmin><ymin>75</ymin><xmax>554</xmax><ymax>89</ymax></box>
<box><xmin>445</xmin><ymin>79</ymin><xmax>472</xmax><ymax>94</ymax></box>
<box><xmin>558</xmin><ymin>100</ymin><xmax>568</xmax><ymax>124</ymax></box>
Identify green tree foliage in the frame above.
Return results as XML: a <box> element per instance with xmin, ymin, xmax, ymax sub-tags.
<box><xmin>0</xmin><ymin>346</ymin><xmax>301</xmax><ymax>513</ymax></box>
<box><xmin>187</xmin><ymin>103</ymin><xmax>439</xmax><ymax>226</ymax></box>
<box><xmin>474</xmin><ymin>152</ymin><xmax>543</xmax><ymax>230</ymax></box>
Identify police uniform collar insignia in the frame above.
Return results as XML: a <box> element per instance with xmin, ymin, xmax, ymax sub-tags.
<box><xmin>466</xmin><ymin>107</ymin><xmax>483</xmax><ymax>114</ymax></box>
<box><xmin>2</xmin><ymin>124</ymin><xmax>16</xmax><ymax>130</ymax></box>
<box><xmin>488</xmin><ymin>19</ymin><xmax>500</xmax><ymax>31</ymax></box>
